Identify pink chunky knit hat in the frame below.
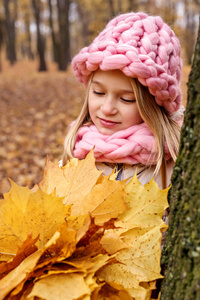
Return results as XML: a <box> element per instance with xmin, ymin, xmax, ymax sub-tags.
<box><xmin>72</xmin><ymin>12</ymin><xmax>182</xmax><ymax>114</ymax></box>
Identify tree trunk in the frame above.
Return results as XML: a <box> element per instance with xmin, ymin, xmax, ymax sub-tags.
<box><xmin>76</xmin><ymin>1</ymin><xmax>91</xmax><ymax>47</ymax></box>
<box><xmin>184</xmin><ymin>0</ymin><xmax>197</xmax><ymax>64</ymax></box>
<box><xmin>108</xmin><ymin>0</ymin><xmax>115</xmax><ymax>18</ymax></box>
<box><xmin>160</xmin><ymin>19</ymin><xmax>200</xmax><ymax>300</ymax></box>
<box><xmin>128</xmin><ymin>0</ymin><xmax>138</xmax><ymax>11</ymax></box>
<box><xmin>32</xmin><ymin>0</ymin><xmax>47</xmax><ymax>71</ymax></box>
<box><xmin>3</xmin><ymin>0</ymin><xmax>17</xmax><ymax>65</ymax></box>
<box><xmin>24</xmin><ymin>10</ymin><xmax>34</xmax><ymax>60</ymax></box>
<box><xmin>57</xmin><ymin>0</ymin><xmax>70</xmax><ymax>71</ymax></box>
<box><xmin>117</xmin><ymin>0</ymin><xmax>122</xmax><ymax>13</ymax></box>
<box><xmin>163</xmin><ymin>0</ymin><xmax>176</xmax><ymax>24</ymax></box>
<box><xmin>0</xmin><ymin>18</ymin><xmax>5</xmax><ymax>72</ymax></box>
<box><xmin>48</xmin><ymin>0</ymin><xmax>59</xmax><ymax>63</ymax></box>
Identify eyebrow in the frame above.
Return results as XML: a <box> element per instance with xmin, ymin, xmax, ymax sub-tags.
<box><xmin>91</xmin><ymin>80</ymin><xmax>134</xmax><ymax>93</ymax></box>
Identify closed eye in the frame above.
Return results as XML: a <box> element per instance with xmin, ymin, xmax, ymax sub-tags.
<box><xmin>121</xmin><ymin>98</ymin><xmax>136</xmax><ymax>103</ymax></box>
<box><xmin>93</xmin><ymin>90</ymin><xmax>105</xmax><ymax>95</ymax></box>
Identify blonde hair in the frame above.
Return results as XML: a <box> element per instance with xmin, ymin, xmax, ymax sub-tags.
<box><xmin>129</xmin><ymin>79</ymin><xmax>180</xmax><ymax>187</ymax></box>
<box><xmin>62</xmin><ymin>73</ymin><xmax>180</xmax><ymax>186</ymax></box>
<box><xmin>62</xmin><ymin>74</ymin><xmax>94</xmax><ymax>165</ymax></box>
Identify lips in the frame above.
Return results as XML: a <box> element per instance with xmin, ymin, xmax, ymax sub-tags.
<box><xmin>99</xmin><ymin>118</ymin><xmax>120</xmax><ymax>127</ymax></box>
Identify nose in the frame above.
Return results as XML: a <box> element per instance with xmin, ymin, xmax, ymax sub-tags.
<box><xmin>101</xmin><ymin>96</ymin><xmax>117</xmax><ymax>115</ymax></box>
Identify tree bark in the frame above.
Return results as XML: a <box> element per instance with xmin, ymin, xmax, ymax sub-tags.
<box><xmin>108</xmin><ymin>0</ymin><xmax>115</xmax><ymax>18</ymax></box>
<box><xmin>3</xmin><ymin>0</ymin><xmax>17</xmax><ymax>65</ymax></box>
<box><xmin>0</xmin><ymin>18</ymin><xmax>5</xmax><ymax>71</ymax></box>
<box><xmin>56</xmin><ymin>0</ymin><xmax>70</xmax><ymax>71</ymax></box>
<box><xmin>32</xmin><ymin>0</ymin><xmax>47</xmax><ymax>71</ymax></box>
<box><xmin>128</xmin><ymin>0</ymin><xmax>138</xmax><ymax>11</ymax></box>
<box><xmin>48</xmin><ymin>0</ymin><xmax>59</xmax><ymax>63</ymax></box>
<box><xmin>184</xmin><ymin>0</ymin><xmax>197</xmax><ymax>64</ymax></box>
<box><xmin>24</xmin><ymin>9</ymin><xmax>34</xmax><ymax>60</ymax></box>
<box><xmin>117</xmin><ymin>0</ymin><xmax>122</xmax><ymax>13</ymax></box>
<box><xmin>160</xmin><ymin>19</ymin><xmax>200</xmax><ymax>300</ymax></box>
<box><xmin>76</xmin><ymin>1</ymin><xmax>91</xmax><ymax>47</ymax></box>
<box><xmin>163</xmin><ymin>0</ymin><xmax>176</xmax><ymax>24</ymax></box>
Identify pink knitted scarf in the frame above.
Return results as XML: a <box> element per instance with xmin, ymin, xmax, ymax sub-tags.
<box><xmin>73</xmin><ymin>123</ymin><xmax>172</xmax><ymax>165</ymax></box>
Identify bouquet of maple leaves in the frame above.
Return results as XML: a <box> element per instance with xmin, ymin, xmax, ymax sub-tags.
<box><xmin>0</xmin><ymin>151</ymin><xmax>169</xmax><ymax>300</ymax></box>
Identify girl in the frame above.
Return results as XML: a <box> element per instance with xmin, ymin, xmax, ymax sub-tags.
<box><xmin>62</xmin><ymin>12</ymin><xmax>184</xmax><ymax>189</ymax></box>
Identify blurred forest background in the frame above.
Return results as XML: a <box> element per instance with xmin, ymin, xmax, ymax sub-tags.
<box><xmin>0</xmin><ymin>0</ymin><xmax>199</xmax><ymax>198</ymax></box>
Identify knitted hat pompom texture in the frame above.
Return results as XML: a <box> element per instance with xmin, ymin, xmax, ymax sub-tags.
<box><xmin>72</xmin><ymin>12</ymin><xmax>183</xmax><ymax>114</ymax></box>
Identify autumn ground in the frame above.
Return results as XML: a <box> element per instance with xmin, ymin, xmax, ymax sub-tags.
<box><xmin>0</xmin><ymin>60</ymin><xmax>85</xmax><ymax>198</ymax></box>
<box><xmin>0</xmin><ymin>60</ymin><xmax>191</xmax><ymax>198</ymax></box>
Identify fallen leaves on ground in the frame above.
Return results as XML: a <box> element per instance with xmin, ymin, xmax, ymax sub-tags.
<box><xmin>0</xmin><ymin>151</ymin><xmax>169</xmax><ymax>299</ymax></box>
<box><xmin>0</xmin><ymin>61</ymin><xmax>84</xmax><ymax>198</ymax></box>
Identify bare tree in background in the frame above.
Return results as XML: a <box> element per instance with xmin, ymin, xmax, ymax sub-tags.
<box><xmin>32</xmin><ymin>0</ymin><xmax>47</xmax><ymax>71</ymax></box>
<box><xmin>108</xmin><ymin>0</ymin><xmax>123</xmax><ymax>16</ymax></box>
<box><xmin>117</xmin><ymin>0</ymin><xmax>122</xmax><ymax>13</ymax></box>
<box><xmin>3</xmin><ymin>0</ymin><xmax>17</xmax><ymax>65</ymax></box>
<box><xmin>0</xmin><ymin>18</ymin><xmax>4</xmax><ymax>71</ymax></box>
<box><xmin>75</xmin><ymin>1</ymin><xmax>91</xmax><ymax>46</ymax></box>
<box><xmin>19</xmin><ymin>0</ymin><xmax>34</xmax><ymax>60</ymax></box>
<box><xmin>56</xmin><ymin>0</ymin><xmax>70</xmax><ymax>70</ymax></box>
<box><xmin>48</xmin><ymin>0</ymin><xmax>59</xmax><ymax>63</ymax></box>
<box><xmin>163</xmin><ymin>0</ymin><xmax>176</xmax><ymax>24</ymax></box>
<box><xmin>108</xmin><ymin>0</ymin><xmax>115</xmax><ymax>18</ymax></box>
<box><xmin>184</xmin><ymin>0</ymin><xmax>199</xmax><ymax>64</ymax></box>
<box><xmin>128</xmin><ymin>0</ymin><xmax>139</xmax><ymax>11</ymax></box>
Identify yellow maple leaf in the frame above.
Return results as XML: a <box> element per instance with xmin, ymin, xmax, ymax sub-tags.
<box><xmin>39</xmin><ymin>156</ymin><xmax>72</xmax><ymax>195</ymax></box>
<box><xmin>0</xmin><ymin>248</ymin><xmax>42</xmax><ymax>300</ymax></box>
<box><xmin>66</xmin><ymin>214</ymin><xmax>91</xmax><ymax>243</ymax></box>
<box><xmin>28</xmin><ymin>273</ymin><xmax>91</xmax><ymax>300</ymax></box>
<box><xmin>97</xmin><ymin>173</ymin><xmax>168</xmax><ymax>298</ymax></box>
<box><xmin>0</xmin><ymin>152</ymin><xmax>169</xmax><ymax>300</ymax></box>
<box><xmin>100</xmin><ymin>230</ymin><xmax>130</xmax><ymax>254</ymax></box>
<box><xmin>94</xmin><ymin>283</ymin><xmax>133</xmax><ymax>300</ymax></box>
<box><xmin>0</xmin><ymin>215</ymin><xmax>111</xmax><ymax>299</ymax></box>
<box><xmin>0</xmin><ymin>233</ymin><xmax>38</xmax><ymax>279</ymax></box>
<box><xmin>75</xmin><ymin>177</ymin><xmax>127</xmax><ymax>225</ymax></box>
<box><xmin>99</xmin><ymin>226</ymin><xmax>163</xmax><ymax>286</ymax></box>
<box><xmin>0</xmin><ymin>218</ymin><xmax>86</xmax><ymax>299</ymax></box>
<box><xmin>67</xmin><ymin>254</ymin><xmax>112</xmax><ymax>275</ymax></box>
<box><xmin>39</xmin><ymin>152</ymin><xmax>127</xmax><ymax>223</ymax></box>
<box><xmin>127</xmin><ymin>281</ymin><xmax>156</xmax><ymax>300</ymax></box>
<box><xmin>39</xmin><ymin>151</ymin><xmax>102</xmax><ymax>205</ymax></box>
<box><xmin>0</xmin><ymin>180</ymin><xmax>71</xmax><ymax>261</ymax></box>
<box><xmin>98</xmin><ymin>175</ymin><xmax>168</xmax><ymax>279</ymax></box>
<box><xmin>115</xmin><ymin>173</ymin><xmax>169</xmax><ymax>230</ymax></box>
<box><xmin>63</xmin><ymin>151</ymin><xmax>102</xmax><ymax>206</ymax></box>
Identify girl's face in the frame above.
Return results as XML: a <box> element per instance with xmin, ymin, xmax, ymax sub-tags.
<box><xmin>88</xmin><ymin>69</ymin><xmax>143</xmax><ymax>135</ymax></box>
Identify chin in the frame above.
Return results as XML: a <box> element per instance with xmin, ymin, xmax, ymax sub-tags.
<box><xmin>98</xmin><ymin>127</ymin><xmax>117</xmax><ymax>135</ymax></box>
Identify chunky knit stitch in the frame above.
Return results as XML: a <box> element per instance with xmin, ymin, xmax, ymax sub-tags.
<box><xmin>72</xmin><ymin>12</ymin><xmax>182</xmax><ymax>114</ymax></box>
<box><xmin>73</xmin><ymin>123</ymin><xmax>172</xmax><ymax>165</ymax></box>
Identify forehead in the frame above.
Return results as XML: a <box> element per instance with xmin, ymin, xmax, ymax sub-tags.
<box><xmin>92</xmin><ymin>69</ymin><xmax>133</xmax><ymax>91</ymax></box>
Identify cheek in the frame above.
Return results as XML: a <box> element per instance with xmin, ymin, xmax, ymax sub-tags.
<box><xmin>124</xmin><ymin>107</ymin><xmax>143</xmax><ymax>126</ymax></box>
<box><xmin>88</xmin><ymin>104</ymin><xmax>93</xmax><ymax>120</ymax></box>
<box><xmin>88</xmin><ymin>93</ymin><xmax>93</xmax><ymax>111</ymax></box>
<box><xmin>88</xmin><ymin>96</ymin><xmax>97</xmax><ymax>120</ymax></box>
